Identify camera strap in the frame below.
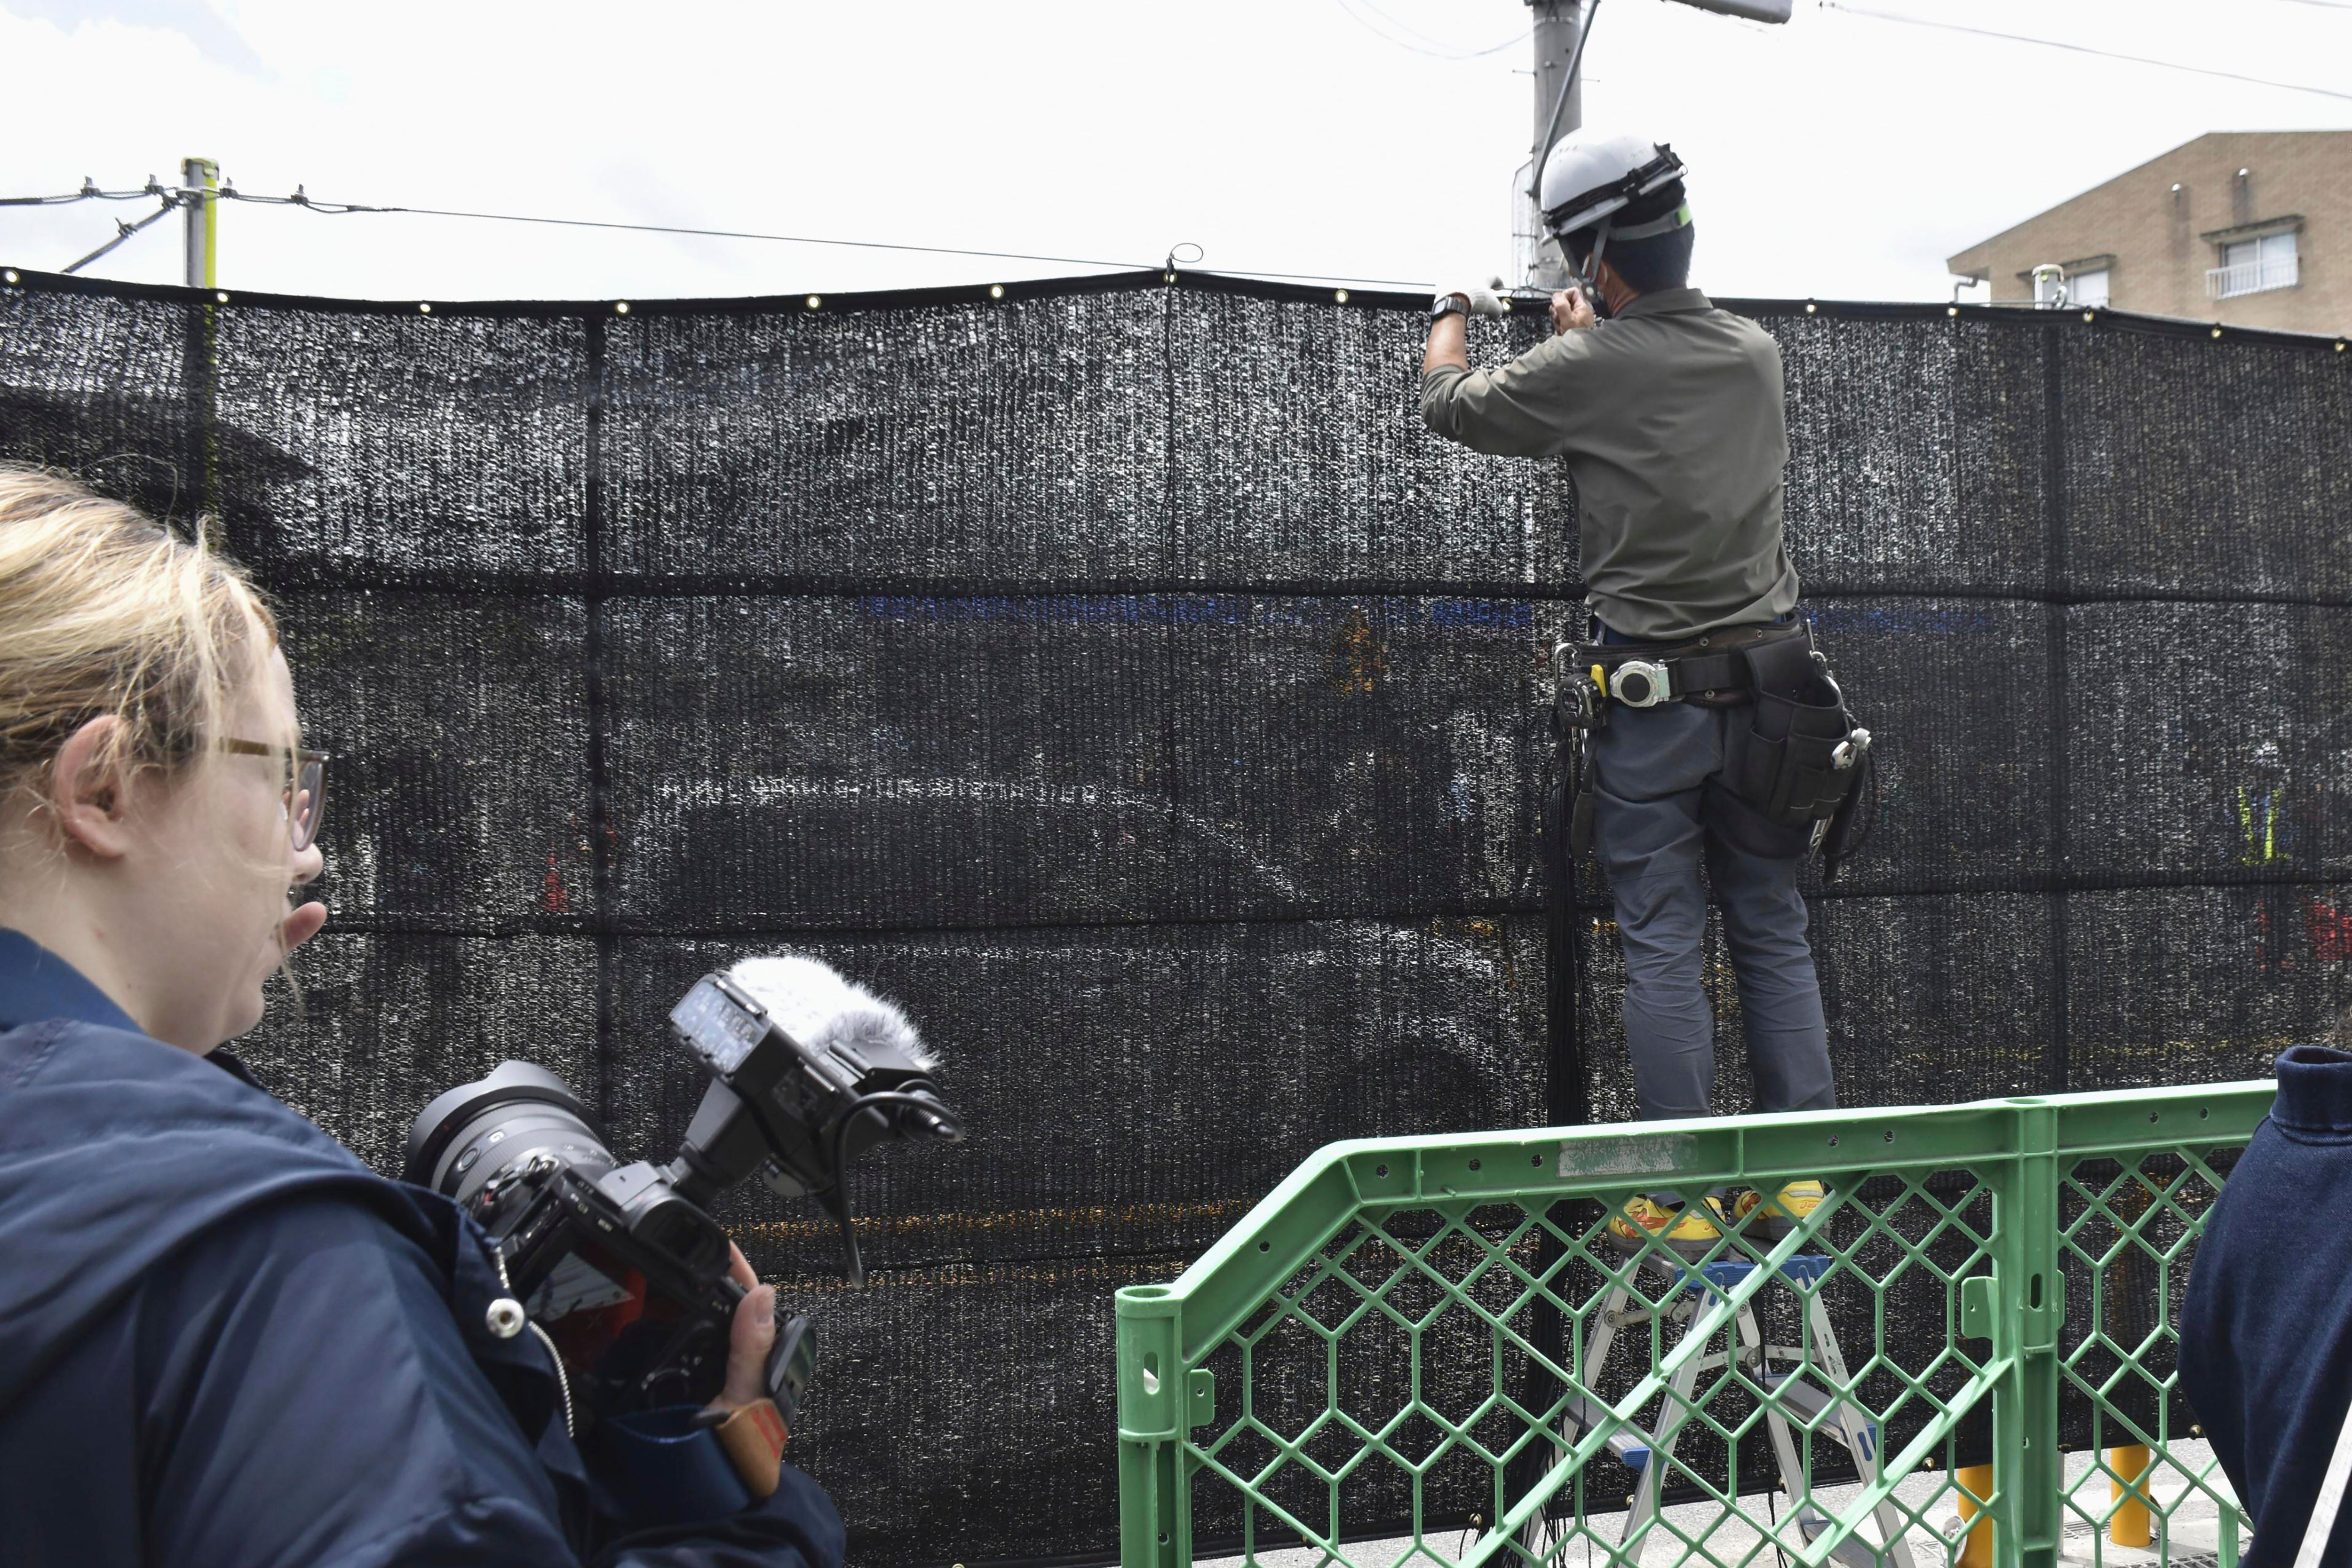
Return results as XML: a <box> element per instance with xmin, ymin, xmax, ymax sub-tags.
<box><xmin>700</xmin><ymin>1398</ymin><xmax>790</xmax><ymax>1499</ymax></box>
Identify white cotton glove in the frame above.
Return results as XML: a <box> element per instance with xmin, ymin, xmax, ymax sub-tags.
<box><xmin>1433</xmin><ymin>278</ymin><xmax>1510</xmax><ymax>317</ymax></box>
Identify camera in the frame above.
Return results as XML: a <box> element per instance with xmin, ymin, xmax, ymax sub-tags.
<box><xmin>403</xmin><ymin>955</ymin><xmax>963</xmax><ymax>1427</ymax></box>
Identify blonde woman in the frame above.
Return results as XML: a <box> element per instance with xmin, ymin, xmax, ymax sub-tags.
<box><xmin>0</xmin><ymin>467</ymin><xmax>841</xmax><ymax>1568</ymax></box>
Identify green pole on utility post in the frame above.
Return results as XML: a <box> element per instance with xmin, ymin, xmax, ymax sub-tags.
<box><xmin>180</xmin><ymin>157</ymin><xmax>222</xmax><ymax>547</ymax></box>
<box><xmin>182</xmin><ymin>158</ymin><xmax>218</xmax><ymax>289</ymax></box>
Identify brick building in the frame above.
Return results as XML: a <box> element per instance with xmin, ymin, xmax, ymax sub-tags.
<box><xmin>1946</xmin><ymin>130</ymin><xmax>2352</xmax><ymax>334</ymax></box>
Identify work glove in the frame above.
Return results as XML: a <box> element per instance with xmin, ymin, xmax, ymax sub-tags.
<box><xmin>1433</xmin><ymin>278</ymin><xmax>1510</xmax><ymax>317</ymax></box>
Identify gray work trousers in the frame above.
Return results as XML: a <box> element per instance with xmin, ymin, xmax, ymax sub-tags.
<box><xmin>1589</xmin><ymin>699</ymin><xmax>1835</xmax><ymax>1122</ymax></box>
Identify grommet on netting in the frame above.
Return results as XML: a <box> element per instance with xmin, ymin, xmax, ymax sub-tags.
<box><xmin>614</xmin><ymin>301</ymin><xmax>630</xmax><ymax>315</ymax></box>
<box><xmin>418</xmin><ymin>302</ymin><xmax>432</xmax><ymax>315</ymax></box>
<box><xmin>989</xmin><ymin>283</ymin><xmax>1004</xmax><ymax>300</ymax></box>
<box><xmin>804</xmin><ymin>294</ymin><xmax>821</xmax><ymax>310</ymax></box>
<box><xmin>2338</xmin><ymin>340</ymin><xmax>2347</xmax><ymax>352</ymax></box>
<box><xmin>1805</xmin><ymin>301</ymin><xmax>1819</xmax><ymax>314</ymax></box>
<box><xmin>2082</xmin><ymin>309</ymin><xmax>2096</xmax><ymax>323</ymax></box>
<box><xmin>1</xmin><ymin>269</ymin><xmax>16</xmax><ymax>285</ymax></box>
<box><xmin>1335</xmin><ymin>288</ymin><xmax>1349</xmax><ymax>303</ymax></box>
<box><xmin>214</xmin><ymin>290</ymin><xmax>229</xmax><ymax>304</ymax></box>
<box><xmin>2211</xmin><ymin>325</ymin><xmax>2224</xmax><ymax>338</ymax></box>
<box><xmin>1946</xmin><ymin>305</ymin><xmax>1958</xmax><ymax>317</ymax></box>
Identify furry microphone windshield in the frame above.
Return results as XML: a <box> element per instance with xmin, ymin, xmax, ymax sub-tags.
<box><xmin>724</xmin><ymin>954</ymin><xmax>939</xmax><ymax>1074</ymax></box>
<box><xmin>666</xmin><ymin>954</ymin><xmax>963</xmax><ymax>1285</ymax></box>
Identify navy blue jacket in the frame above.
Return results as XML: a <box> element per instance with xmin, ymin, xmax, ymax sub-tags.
<box><xmin>2181</xmin><ymin>1045</ymin><xmax>2352</xmax><ymax>1567</ymax></box>
<box><xmin>0</xmin><ymin>928</ymin><xmax>845</xmax><ymax>1568</ymax></box>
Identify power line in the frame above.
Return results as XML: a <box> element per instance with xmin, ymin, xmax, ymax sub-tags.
<box><xmin>2</xmin><ymin>181</ymin><xmax>1441</xmax><ymax>291</ymax></box>
<box><xmin>0</xmin><ymin>176</ymin><xmax>177</xmax><ymax>207</ymax></box>
<box><xmin>1327</xmin><ymin>0</ymin><xmax>1528</xmax><ymax>59</ymax></box>
<box><xmin>283</xmin><ymin>196</ymin><xmax>1160</xmax><ymax>274</ymax></box>
<box><xmin>1818</xmin><ymin>3</ymin><xmax>2352</xmax><ymax>101</ymax></box>
<box><xmin>63</xmin><ymin>200</ymin><xmax>175</xmax><ymax>275</ymax></box>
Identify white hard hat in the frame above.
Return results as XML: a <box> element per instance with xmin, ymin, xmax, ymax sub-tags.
<box><xmin>1537</xmin><ymin>133</ymin><xmax>1689</xmax><ymax>245</ymax></box>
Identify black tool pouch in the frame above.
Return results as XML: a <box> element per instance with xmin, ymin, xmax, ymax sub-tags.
<box><xmin>1740</xmin><ymin>685</ymin><xmax>1856</xmax><ymax>827</ymax></box>
<box><xmin>1731</xmin><ymin>634</ymin><xmax>1874</xmax><ymax>835</ymax></box>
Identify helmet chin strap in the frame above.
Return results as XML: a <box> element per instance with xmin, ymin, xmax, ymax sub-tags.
<box><xmin>1576</xmin><ymin>217</ymin><xmax>1617</xmax><ymax>321</ymax></box>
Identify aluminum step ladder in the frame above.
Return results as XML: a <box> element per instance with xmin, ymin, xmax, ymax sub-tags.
<box><xmin>1523</xmin><ymin>1250</ymin><xmax>1917</xmax><ymax>1568</ymax></box>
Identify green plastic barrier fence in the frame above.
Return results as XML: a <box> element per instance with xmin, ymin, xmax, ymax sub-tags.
<box><xmin>1117</xmin><ymin>1084</ymin><xmax>2273</xmax><ymax>1568</ymax></box>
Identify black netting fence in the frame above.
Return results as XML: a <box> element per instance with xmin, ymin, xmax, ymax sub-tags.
<box><xmin>3</xmin><ymin>265</ymin><xmax>2348</xmax><ymax>1565</ymax></box>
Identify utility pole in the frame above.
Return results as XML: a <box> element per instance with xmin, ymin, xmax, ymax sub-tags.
<box><xmin>182</xmin><ymin>157</ymin><xmax>219</xmax><ymax>288</ymax></box>
<box><xmin>1523</xmin><ymin>2</ymin><xmax>1589</xmax><ymax>290</ymax></box>
<box><xmin>1518</xmin><ymin>0</ymin><xmax>1791</xmax><ymax>288</ymax></box>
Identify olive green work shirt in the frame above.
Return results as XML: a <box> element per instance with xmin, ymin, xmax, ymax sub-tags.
<box><xmin>1419</xmin><ymin>287</ymin><xmax>1800</xmax><ymax>642</ymax></box>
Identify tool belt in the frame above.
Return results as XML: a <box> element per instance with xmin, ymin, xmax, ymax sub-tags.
<box><xmin>1550</xmin><ymin>618</ymin><xmax>1878</xmax><ymax>881</ymax></box>
<box><xmin>1579</xmin><ymin>620</ymin><xmax>1800</xmax><ymax>712</ymax></box>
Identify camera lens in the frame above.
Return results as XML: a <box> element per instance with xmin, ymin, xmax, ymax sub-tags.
<box><xmin>404</xmin><ymin>1061</ymin><xmax>614</xmax><ymax>1207</ymax></box>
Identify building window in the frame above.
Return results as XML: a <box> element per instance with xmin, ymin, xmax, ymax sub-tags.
<box><xmin>2210</xmin><ymin>231</ymin><xmax>2298</xmax><ymax>298</ymax></box>
<box><xmin>2069</xmin><ymin>267</ymin><xmax>2110</xmax><ymax>308</ymax></box>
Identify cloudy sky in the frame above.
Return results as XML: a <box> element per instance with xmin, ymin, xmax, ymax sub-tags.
<box><xmin>0</xmin><ymin>0</ymin><xmax>2343</xmax><ymax>305</ymax></box>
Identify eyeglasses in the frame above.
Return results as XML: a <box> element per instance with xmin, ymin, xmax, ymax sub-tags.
<box><xmin>218</xmin><ymin>739</ymin><xmax>330</xmax><ymax>852</ymax></box>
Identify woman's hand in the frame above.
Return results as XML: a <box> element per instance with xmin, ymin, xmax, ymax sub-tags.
<box><xmin>282</xmin><ymin>899</ymin><xmax>328</xmax><ymax>955</ymax></box>
<box><xmin>707</xmin><ymin>1242</ymin><xmax>778</xmax><ymax>1416</ymax></box>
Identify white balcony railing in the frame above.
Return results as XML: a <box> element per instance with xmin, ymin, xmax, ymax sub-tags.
<box><xmin>2208</xmin><ymin>253</ymin><xmax>2300</xmax><ymax>299</ymax></box>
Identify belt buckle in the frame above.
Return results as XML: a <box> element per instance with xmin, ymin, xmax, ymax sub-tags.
<box><xmin>1610</xmin><ymin>659</ymin><xmax>1674</xmax><ymax>709</ymax></box>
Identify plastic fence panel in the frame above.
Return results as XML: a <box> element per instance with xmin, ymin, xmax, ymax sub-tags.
<box><xmin>2054</xmin><ymin>1143</ymin><xmax>2242</xmax><ymax>1564</ymax></box>
<box><xmin>1121</xmin><ymin>1086</ymin><xmax>2271</xmax><ymax>1568</ymax></box>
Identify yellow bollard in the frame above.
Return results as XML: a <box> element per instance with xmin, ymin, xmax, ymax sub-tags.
<box><xmin>2109</xmin><ymin>1444</ymin><xmax>2154</xmax><ymax>1547</ymax></box>
<box><xmin>1955</xmin><ymin>1463</ymin><xmax>1994</xmax><ymax>1568</ymax></box>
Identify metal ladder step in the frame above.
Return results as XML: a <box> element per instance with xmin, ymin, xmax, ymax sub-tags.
<box><xmin>1760</xmin><ymin>1371</ymin><xmax>1879</xmax><ymax>1464</ymax></box>
<box><xmin>1557</xmin><ymin>1393</ymin><xmax>1661</xmax><ymax>1469</ymax></box>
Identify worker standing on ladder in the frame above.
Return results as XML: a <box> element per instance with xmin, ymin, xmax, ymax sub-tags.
<box><xmin>1419</xmin><ymin>133</ymin><xmax>1873</xmax><ymax>1257</ymax></box>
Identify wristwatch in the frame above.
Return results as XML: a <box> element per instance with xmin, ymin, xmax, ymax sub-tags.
<box><xmin>1429</xmin><ymin>294</ymin><xmax>1471</xmax><ymax>323</ymax></box>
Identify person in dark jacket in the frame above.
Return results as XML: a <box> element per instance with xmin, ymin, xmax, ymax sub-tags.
<box><xmin>0</xmin><ymin>465</ymin><xmax>843</xmax><ymax>1567</ymax></box>
<box><xmin>2181</xmin><ymin>1043</ymin><xmax>2352</xmax><ymax>1567</ymax></box>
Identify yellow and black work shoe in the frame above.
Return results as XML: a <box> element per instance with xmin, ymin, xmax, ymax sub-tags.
<box><xmin>1606</xmin><ymin>1195</ymin><xmax>1725</xmax><ymax>1260</ymax></box>
<box><xmin>1732</xmin><ymin>1180</ymin><xmax>1828</xmax><ymax>1242</ymax></box>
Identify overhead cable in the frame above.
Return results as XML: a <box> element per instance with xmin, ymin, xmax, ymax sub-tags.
<box><xmin>63</xmin><ymin>201</ymin><xmax>176</xmax><ymax>275</ymax></box>
<box><xmin>1818</xmin><ymin>3</ymin><xmax>2352</xmax><ymax>102</ymax></box>
<box><xmin>1327</xmin><ymin>0</ymin><xmax>1529</xmax><ymax>58</ymax></box>
<box><xmin>0</xmin><ymin>177</ymin><xmax>177</xmax><ymax>207</ymax></box>
<box><xmin>3</xmin><ymin>180</ymin><xmax>1440</xmax><ymax>291</ymax></box>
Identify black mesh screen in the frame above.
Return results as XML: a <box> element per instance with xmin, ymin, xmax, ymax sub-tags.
<box><xmin>3</xmin><ymin>266</ymin><xmax>2346</xmax><ymax>1566</ymax></box>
